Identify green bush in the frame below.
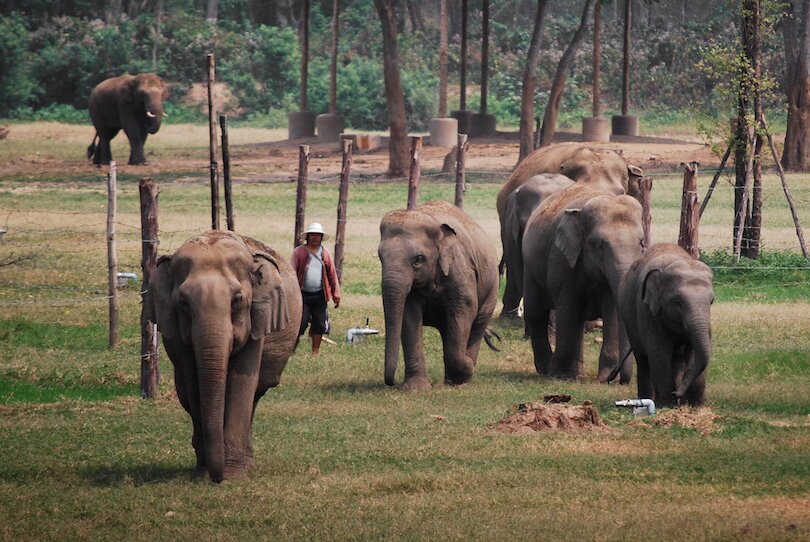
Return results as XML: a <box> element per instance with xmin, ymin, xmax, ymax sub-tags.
<box><xmin>0</xmin><ymin>13</ymin><xmax>35</xmax><ymax>115</ymax></box>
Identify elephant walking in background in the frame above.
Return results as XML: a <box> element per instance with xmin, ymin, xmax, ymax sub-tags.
<box><xmin>88</xmin><ymin>73</ymin><xmax>168</xmax><ymax>166</ymax></box>
<box><xmin>150</xmin><ymin>231</ymin><xmax>302</xmax><ymax>482</ymax></box>
<box><xmin>618</xmin><ymin>244</ymin><xmax>715</xmax><ymax>407</ymax></box>
<box><xmin>378</xmin><ymin>200</ymin><xmax>499</xmax><ymax>390</ymax></box>
<box><xmin>500</xmin><ymin>173</ymin><xmax>574</xmax><ymax>319</ymax></box>
<box><xmin>522</xmin><ymin>184</ymin><xmax>644</xmax><ymax>382</ymax></box>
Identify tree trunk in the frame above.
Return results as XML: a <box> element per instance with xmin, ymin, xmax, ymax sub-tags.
<box><xmin>622</xmin><ymin>0</ymin><xmax>632</xmax><ymax>115</ymax></box>
<box><xmin>329</xmin><ymin>0</ymin><xmax>339</xmax><ymax>115</ymax></box>
<box><xmin>480</xmin><ymin>0</ymin><xmax>490</xmax><ymax>114</ymax></box>
<box><xmin>518</xmin><ymin>0</ymin><xmax>551</xmax><ymax>163</ymax></box>
<box><xmin>539</xmin><ymin>0</ymin><xmax>593</xmax><ymax>147</ymax></box>
<box><xmin>406</xmin><ymin>0</ymin><xmax>424</xmax><ymax>32</ymax></box>
<box><xmin>734</xmin><ymin>3</ymin><xmax>753</xmax><ymax>257</ymax></box>
<box><xmin>744</xmin><ymin>0</ymin><xmax>763</xmax><ymax>259</ymax></box>
<box><xmin>782</xmin><ymin>0</ymin><xmax>810</xmax><ymax>171</ymax></box>
<box><xmin>593</xmin><ymin>0</ymin><xmax>602</xmax><ymax>117</ymax></box>
<box><xmin>206</xmin><ymin>0</ymin><xmax>218</xmax><ymax>22</ymax></box>
<box><xmin>300</xmin><ymin>0</ymin><xmax>310</xmax><ymax>112</ymax></box>
<box><xmin>375</xmin><ymin>0</ymin><xmax>410</xmax><ymax>177</ymax></box>
<box><xmin>439</xmin><ymin>0</ymin><xmax>448</xmax><ymax>117</ymax></box>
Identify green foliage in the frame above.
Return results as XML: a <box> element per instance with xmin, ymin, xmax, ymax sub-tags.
<box><xmin>8</xmin><ymin>103</ymin><xmax>88</xmax><ymax>123</ymax></box>
<box><xmin>0</xmin><ymin>13</ymin><xmax>35</xmax><ymax>115</ymax></box>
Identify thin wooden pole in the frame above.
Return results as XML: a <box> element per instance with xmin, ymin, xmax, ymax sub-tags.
<box><xmin>455</xmin><ymin>133</ymin><xmax>468</xmax><ymax>209</ymax></box>
<box><xmin>734</xmin><ymin>134</ymin><xmax>757</xmax><ymax>259</ymax></box>
<box><xmin>764</xmin><ymin>121</ymin><xmax>809</xmax><ymax>258</ymax></box>
<box><xmin>107</xmin><ymin>162</ymin><xmax>119</xmax><ymax>349</ymax></box>
<box><xmin>533</xmin><ymin>114</ymin><xmax>541</xmax><ymax>149</ymax></box>
<box><xmin>460</xmin><ymin>0</ymin><xmax>468</xmax><ymax>111</ymax></box>
<box><xmin>294</xmin><ymin>145</ymin><xmax>310</xmax><ymax>248</ymax></box>
<box><xmin>438</xmin><ymin>0</ymin><xmax>448</xmax><ymax>118</ymax></box>
<box><xmin>699</xmin><ymin>143</ymin><xmax>732</xmax><ymax>218</ymax></box>
<box><xmin>139</xmin><ymin>177</ymin><xmax>160</xmax><ymax>399</ymax></box>
<box><xmin>640</xmin><ymin>176</ymin><xmax>653</xmax><ymax>249</ymax></box>
<box><xmin>300</xmin><ymin>0</ymin><xmax>310</xmax><ymax>112</ymax></box>
<box><xmin>480</xmin><ymin>0</ymin><xmax>490</xmax><ymax>114</ymax></box>
<box><xmin>219</xmin><ymin>114</ymin><xmax>235</xmax><ymax>231</ymax></box>
<box><xmin>329</xmin><ymin>0</ymin><xmax>339</xmax><ymax>114</ymax></box>
<box><xmin>207</xmin><ymin>53</ymin><xmax>220</xmax><ymax>230</ymax></box>
<box><xmin>592</xmin><ymin>0</ymin><xmax>602</xmax><ymax>117</ymax></box>
<box><xmin>621</xmin><ymin>0</ymin><xmax>631</xmax><ymax>115</ymax></box>
<box><xmin>335</xmin><ymin>138</ymin><xmax>353</xmax><ymax>283</ymax></box>
<box><xmin>407</xmin><ymin>136</ymin><xmax>422</xmax><ymax>210</ymax></box>
<box><xmin>679</xmin><ymin>162</ymin><xmax>700</xmax><ymax>259</ymax></box>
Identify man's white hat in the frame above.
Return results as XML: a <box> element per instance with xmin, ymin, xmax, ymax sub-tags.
<box><xmin>304</xmin><ymin>222</ymin><xmax>328</xmax><ymax>239</ymax></box>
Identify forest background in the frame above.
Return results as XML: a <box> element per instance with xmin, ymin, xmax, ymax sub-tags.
<box><xmin>0</xmin><ymin>0</ymin><xmax>791</xmax><ymax>134</ymax></box>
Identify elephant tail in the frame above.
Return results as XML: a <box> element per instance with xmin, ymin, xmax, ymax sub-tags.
<box><xmin>498</xmin><ymin>254</ymin><xmax>505</xmax><ymax>277</ymax></box>
<box><xmin>87</xmin><ymin>133</ymin><xmax>98</xmax><ymax>160</ymax></box>
<box><xmin>605</xmin><ymin>346</ymin><xmax>633</xmax><ymax>384</ymax></box>
<box><xmin>484</xmin><ymin>327</ymin><xmax>502</xmax><ymax>352</ymax></box>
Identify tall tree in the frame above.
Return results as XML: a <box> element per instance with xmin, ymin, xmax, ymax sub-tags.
<box><xmin>518</xmin><ymin>0</ymin><xmax>551</xmax><ymax>163</ymax></box>
<box><xmin>206</xmin><ymin>0</ymin><xmax>219</xmax><ymax>22</ymax></box>
<box><xmin>782</xmin><ymin>0</ymin><xmax>810</xmax><ymax>170</ymax></box>
<box><xmin>539</xmin><ymin>0</ymin><xmax>593</xmax><ymax>147</ymax></box>
<box><xmin>374</xmin><ymin>0</ymin><xmax>409</xmax><ymax>177</ymax></box>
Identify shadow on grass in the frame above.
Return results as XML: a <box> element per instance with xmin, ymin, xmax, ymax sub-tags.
<box><xmin>318</xmin><ymin>379</ymin><xmax>389</xmax><ymax>394</ymax></box>
<box><xmin>79</xmin><ymin>463</ymin><xmax>199</xmax><ymax>487</ymax></box>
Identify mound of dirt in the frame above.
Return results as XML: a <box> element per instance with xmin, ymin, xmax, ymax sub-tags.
<box><xmin>492</xmin><ymin>400</ymin><xmax>610</xmax><ymax>434</ymax></box>
<box><xmin>630</xmin><ymin>407</ymin><xmax>720</xmax><ymax>435</ymax></box>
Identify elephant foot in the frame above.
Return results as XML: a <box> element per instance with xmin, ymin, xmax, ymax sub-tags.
<box><xmin>223</xmin><ymin>464</ymin><xmax>251</xmax><ymax>481</ymax></box>
<box><xmin>498</xmin><ymin>309</ymin><xmax>522</xmax><ymax>323</ymax></box>
<box><xmin>549</xmin><ymin>370</ymin><xmax>579</xmax><ymax>381</ymax></box>
<box><xmin>402</xmin><ymin>377</ymin><xmax>431</xmax><ymax>391</ymax></box>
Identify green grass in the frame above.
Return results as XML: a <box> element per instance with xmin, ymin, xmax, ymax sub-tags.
<box><xmin>0</xmin><ymin>126</ymin><xmax>809</xmax><ymax>540</ymax></box>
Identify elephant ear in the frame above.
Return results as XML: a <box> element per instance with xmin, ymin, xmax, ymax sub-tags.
<box><xmin>153</xmin><ymin>255</ymin><xmax>177</xmax><ymax>339</ymax></box>
<box><xmin>642</xmin><ymin>268</ymin><xmax>663</xmax><ymax>316</ymax></box>
<box><xmin>554</xmin><ymin>209</ymin><xmax>582</xmax><ymax>268</ymax></box>
<box><xmin>506</xmin><ymin>192</ymin><xmax>522</xmax><ymax>247</ymax></box>
<box><xmin>120</xmin><ymin>77</ymin><xmax>138</xmax><ymax>104</ymax></box>
<box><xmin>250</xmin><ymin>252</ymin><xmax>290</xmax><ymax>339</ymax></box>
<box><xmin>628</xmin><ymin>164</ymin><xmax>644</xmax><ymax>177</ymax></box>
<box><xmin>438</xmin><ymin>224</ymin><xmax>458</xmax><ymax>277</ymax></box>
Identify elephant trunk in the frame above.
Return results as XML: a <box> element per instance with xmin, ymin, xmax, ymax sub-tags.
<box><xmin>608</xmin><ymin>262</ymin><xmax>634</xmax><ymax>384</ymax></box>
<box><xmin>382</xmin><ymin>274</ymin><xmax>411</xmax><ymax>386</ymax></box>
<box><xmin>193</xmin><ymin>326</ymin><xmax>231</xmax><ymax>483</ymax></box>
<box><xmin>676</xmin><ymin>312</ymin><xmax>711</xmax><ymax>399</ymax></box>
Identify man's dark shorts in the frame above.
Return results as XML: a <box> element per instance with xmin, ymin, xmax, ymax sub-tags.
<box><xmin>300</xmin><ymin>290</ymin><xmax>330</xmax><ymax>336</ymax></box>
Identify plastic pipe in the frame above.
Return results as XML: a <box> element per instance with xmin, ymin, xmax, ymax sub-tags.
<box><xmin>615</xmin><ymin>398</ymin><xmax>656</xmax><ymax>416</ymax></box>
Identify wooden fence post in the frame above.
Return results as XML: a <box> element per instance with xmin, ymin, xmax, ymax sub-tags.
<box><xmin>139</xmin><ymin>177</ymin><xmax>160</xmax><ymax>399</ymax></box>
<box><xmin>407</xmin><ymin>136</ymin><xmax>422</xmax><ymax>210</ymax></box>
<box><xmin>107</xmin><ymin>162</ymin><xmax>119</xmax><ymax>348</ymax></box>
<box><xmin>640</xmin><ymin>176</ymin><xmax>653</xmax><ymax>249</ymax></box>
<box><xmin>207</xmin><ymin>53</ymin><xmax>220</xmax><ymax>230</ymax></box>
<box><xmin>219</xmin><ymin>114</ymin><xmax>235</xmax><ymax>231</ymax></box>
<box><xmin>334</xmin><ymin>138</ymin><xmax>353</xmax><ymax>283</ymax></box>
<box><xmin>455</xmin><ymin>133</ymin><xmax>468</xmax><ymax>209</ymax></box>
<box><xmin>294</xmin><ymin>145</ymin><xmax>310</xmax><ymax>248</ymax></box>
<box><xmin>678</xmin><ymin>162</ymin><xmax>700</xmax><ymax>259</ymax></box>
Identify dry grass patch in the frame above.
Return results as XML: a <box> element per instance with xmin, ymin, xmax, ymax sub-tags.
<box><xmin>630</xmin><ymin>407</ymin><xmax>721</xmax><ymax>435</ymax></box>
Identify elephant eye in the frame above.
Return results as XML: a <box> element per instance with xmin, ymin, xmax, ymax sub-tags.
<box><xmin>232</xmin><ymin>293</ymin><xmax>244</xmax><ymax>309</ymax></box>
<box><xmin>412</xmin><ymin>254</ymin><xmax>426</xmax><ymax>266</ymax></box>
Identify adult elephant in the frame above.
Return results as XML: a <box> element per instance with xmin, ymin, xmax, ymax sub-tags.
<box><xmin>150</xmin><ymin>231</ymin><xmax>302</xmax><ymax>482</ymax></box>
<box><xmin>500</xmin><ymin>173</ymin><xmax>574</xmax><ymax>319</ymax></box>
<box><xmin>87</xmin><ymin>73</ymin><xmax>168</xmax><ymax>166</ymax></box>
<box><xmin>496</xmin><ymin>142</ymin><xmax>643</xmax><ymax>221</ymax></box>
<box><xmin>522</xmin><ymin>184</ymin><xmax>644</xmax><ymax>382</ymax></box>
<box><xmin>378</xmin><ymin>200</ymin><xmax>499</xmax><ymax>390</ymax></box>
<box><xmin>618</xmin><ymin>243</ymin><xmax>714</xmax><ymax>407</ymax></box>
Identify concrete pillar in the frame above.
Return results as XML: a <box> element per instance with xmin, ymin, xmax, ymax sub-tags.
<box><xmin>450</xmin><ymin>110</ymin><xmax>474</xmax><ymax>135</ymax></box>
<box><xmin>469</xmin><ymin>113</ymin><xmax>496</xmax><ymax>138</ymax></box>
<box><xmin>582</xmin><ymin>116</ymin><xmax>610</xmax><ymax>142</ymax></box>
<box><xmin>288</xmin><ymin>111</ymin><xmax>316</xmax><ymax>139</ymax></box>
<box><xmin>428</xmin><ymin>117</ymin><xmax>458</xmax><ymax>147</ymax></box>
<box><xmin>611</xmin><ymin>114</ymin><xmax>639</xmax><ymax>136</ymax></box>
<box><xmin>316</xmin><ymin>113</ymin><xmax>344</xmax><ymax>142</ymax></box>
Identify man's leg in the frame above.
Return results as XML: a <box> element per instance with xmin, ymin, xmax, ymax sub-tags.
<box><xmin>311</xmin><ymin>334</ymin><xmax>323</xmax><ymax>355</ymax></box>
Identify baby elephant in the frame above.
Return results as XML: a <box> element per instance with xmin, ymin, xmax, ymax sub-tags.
<box><xmin>618</xmin><ymin>244</ymin><xmax>714</xmax><ymax>407</ymax></box>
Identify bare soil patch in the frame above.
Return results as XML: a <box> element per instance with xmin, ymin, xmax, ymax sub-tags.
<box><xmin>492</xmin><ymin>398</ymin><xmax>610</xmax><ymax>434</ymax></box>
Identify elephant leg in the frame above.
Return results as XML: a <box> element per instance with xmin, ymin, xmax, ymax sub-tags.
<box><xmin>124</xmin><ymin>122</ymin><xmax>146</xmax><ymax>165</ymax></box>
<box><xmin>402</xmin><ymin>297</ymin><xmax>430</xmax><ymax>390</ymax></box>
<box><xmin>500</xmin><ymin>261</ymin><xmax>522</xmax><ymax>319</ymax></box>
<box><xmin>441</xmin><ymin>310</ymin><xmax>476</xmax><ymax>385</ymax></box>
<box><xmin>549</xmin><ymin>304</ymin><xmax>584</xmax><ymax>380</ymax></box>
<box><xmin>95</xmin><ymin>128</ymin><xmax>118</xmax><ymax>165</ymax></box>
<box><xmin>523</xmin><ymin>274</ymin><xmax>552</xmax><ymax>374</ymax></box>
<box><xmin>597</xmin><ymin>295</ymin><xmax>626</xmax><ymax>383</ymax></box>
<box><xmin>636</xmin><ymin>352</ymin><xmax>653</xmax><ymax>400</ymax></box>
<box><xmin>223</xmin><ymin>339</ymin><xmax>263</xmax><ymax>477</ymax></box>
<box><xmin>683</xmin><ymin>370</ymin><xmax>707</xmax><ymax>407</ymax></box>
<box><xmin>649</xmin><ymin>341</ymin><xmax>676</xmax><ymax>408</ymax></box>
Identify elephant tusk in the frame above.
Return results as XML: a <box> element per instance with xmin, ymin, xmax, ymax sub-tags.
<box><xmin>146</xmin><ymin>111</ymin><xmax>157</xmax><ymax>118</ymax></box>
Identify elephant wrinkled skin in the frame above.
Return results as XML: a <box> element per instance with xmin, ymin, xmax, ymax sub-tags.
<box><xmin>500</xmin><ymin>173</ymin><xmax>574</xmax><ymax>318</ymax></box>
<box><xmin>522</xmin><ymin>184</ymin><xmax>644</xmax><ymax>382</ymax></box>
<box><xmin>88</xmin><ymin>73</ymin><xmax>168</xmax><ymax>166</ymax></box>
<box><xmin>618</xmin><ymin>243</ymin><xmax>715</xmax><ymax>407</ymax></box>
<box><xmin>150</xmin><ymin>231</ymin><xmax>302</xmax><ymax>482</ymax></box>
<box><xmin>378</xmin><ymin>200</ymin><xmax>499</xmax><ymax>390</ymax></box>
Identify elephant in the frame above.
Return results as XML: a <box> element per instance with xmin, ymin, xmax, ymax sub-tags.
<box><xmin>87</xmin><ymin>73</ymin><xmax>168</xmax><ymax>166</ymax></box>
<box><xmin>522</xmin><ymin>184</ymin><xmax>644</xmax><ymax>382</ymax></box>
<box><xmin>496</xmin><ymin>142</ymin><xmax>644</xmax><ymax>222</ymax></box>
<box><xmin>618</xmin><ymin>243</ymin><xmax>714</xmax><ymax>407</ymax></box>
<box><xmin>150</xmin><ymin>231</ymin><xmax>303</xmax><ymax>482</ymax></box>
<box><xmin>500</xmin><ymin>173</ymin><xmax>574</xmax><ymax>319</ymax></box>
<box><xmin>378</xmin><ymin>200</ymin><xmax>499</xmax><ymax>390</ymax></box>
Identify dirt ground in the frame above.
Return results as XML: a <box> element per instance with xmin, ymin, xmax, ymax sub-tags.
<box><xmin>1</xmin><ymin>125</ymin><xmax>719</xmax><ymax>181</ymax></box>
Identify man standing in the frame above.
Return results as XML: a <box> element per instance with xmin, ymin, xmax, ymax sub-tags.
<box><xmin>291</xmin><ymin>222</ymin><xmax>341</xmax><ymax>355</ymax></box>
